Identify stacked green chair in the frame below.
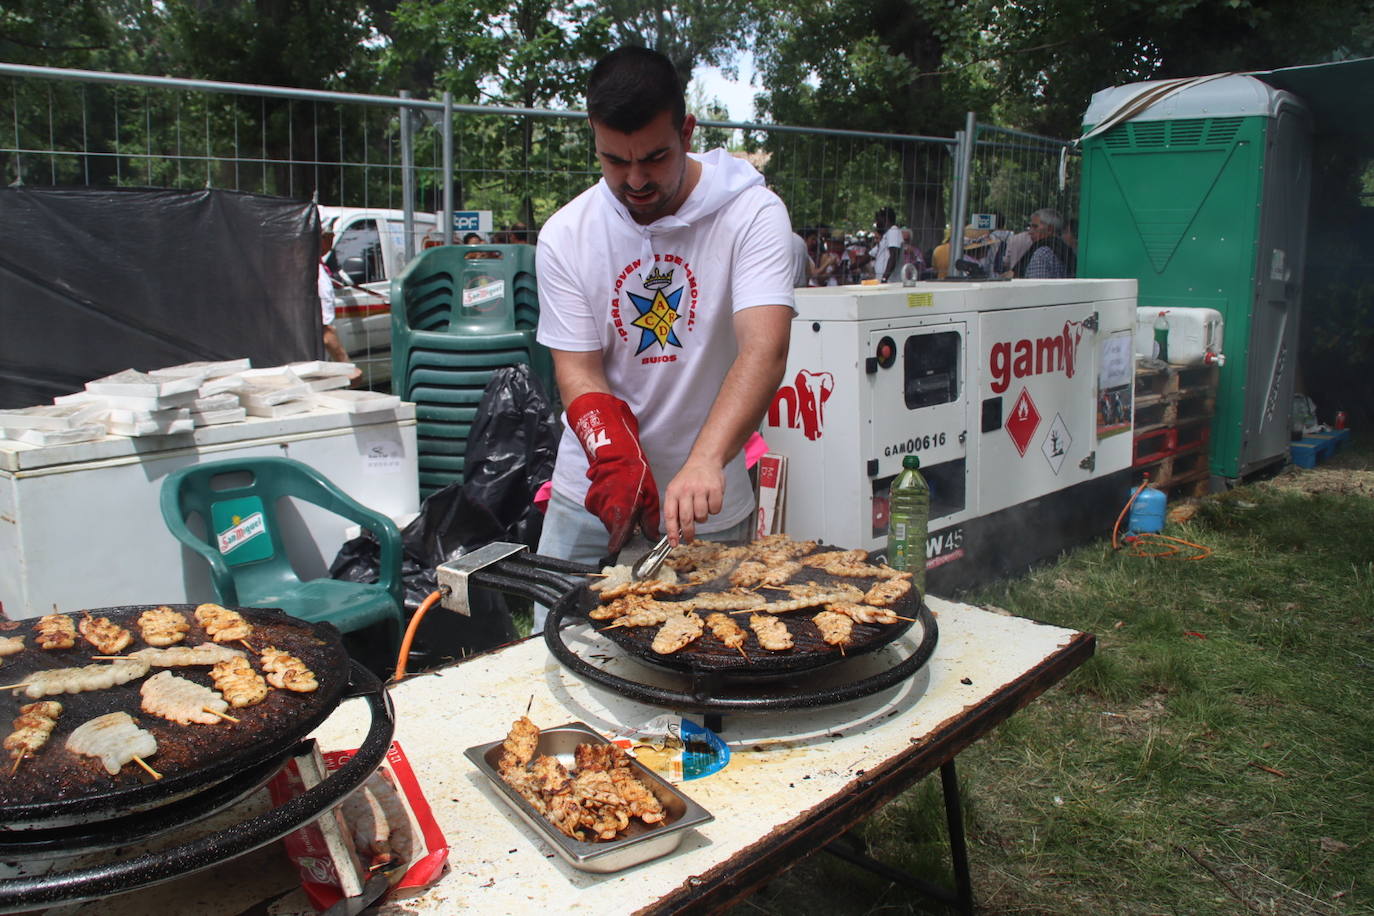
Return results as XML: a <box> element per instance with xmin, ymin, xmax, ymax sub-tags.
<box><xmin>391</xmin><ymin>244</ymin><xmax>553</xmax><ymax>500</ymax></box>
<box><xmin>159</xmin><ymin>456</ymin><xmax>405</xmax><ymax>655</ymax></box>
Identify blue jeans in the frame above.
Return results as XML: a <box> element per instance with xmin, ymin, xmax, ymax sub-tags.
<box><xmin>532</xmin><ymin>489</ymin><xmax>755</xmax><ymax>632</ymax></box>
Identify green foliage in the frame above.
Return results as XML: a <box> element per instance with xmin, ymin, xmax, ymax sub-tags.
<box><xmin>599</xmin><ymin>0</ymin><xmax>758</xmax><ymax>88</ymax></box>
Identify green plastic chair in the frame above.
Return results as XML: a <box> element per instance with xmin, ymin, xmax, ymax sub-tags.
<box><xmin>159</xmin><ymin>456</ymin><xmax>404</xmax><ymax>652</ymax></box>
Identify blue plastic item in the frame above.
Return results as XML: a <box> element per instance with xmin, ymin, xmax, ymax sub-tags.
<box><xmin>1127</xmin><ymin>485</ymin><xmax>1167</xmax><ymax>534</ymax></box>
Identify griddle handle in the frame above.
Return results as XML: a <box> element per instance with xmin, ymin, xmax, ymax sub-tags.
<box><xmin>0</xmin><ymin>660</ymin><xmax>397</xmax><ymax>912</ymax></box>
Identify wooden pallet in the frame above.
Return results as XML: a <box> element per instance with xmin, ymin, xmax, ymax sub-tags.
<box><xmin>1134</xmin><ymin>364</ymin><xmax>1219</xmax><ymax>400</ymax></box>
<box><xmin>1135</xmin><ymin>448</ymin><xmax>1211</xmax><ymax>500</ymax></box>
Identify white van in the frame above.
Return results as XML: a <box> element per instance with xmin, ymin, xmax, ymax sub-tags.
<box><xmin>319</xmin><ymin>206</ymin><xmax>445</xmax><ymax>389</ymax></box>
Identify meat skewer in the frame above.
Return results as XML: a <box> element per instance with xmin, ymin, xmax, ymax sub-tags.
<box><xmin>194</xmin><ymin>603</ymin><xmax>254</xmax><ymax>643</ymax></box>
<box><xmin>259</xmin><ymin>647</ymin><xmax>319</xmax><ymax>692</ymax></box>
<box><xmin>79</xmin><ymin>611</ymin><xmax>133</xmax><ymax>655</ymax></box>
<box><xmin>0</xmin><ymin>636</ymin><xmax>25</xmax><ymax>657</ymax></box>
<box><xmin>137</xmin><ymin>606</ymin><xmax>190</xmax><ymax>647</ymax></box>
<box><xmin>749</xmin><ymin>613</ymin><xmax>793</xmax><ymax>651</ymax></box>
<box><xmin>66</xmin><ymin>711</ymin><xmax>160</xmax><ymax>778</ymax></box>
<box><xmin>35</xmin><ymin>614</ymin><xmax>76</xmax><ymax>650</ymax></box>
<box><xmin>15</xmin><ymin>658</ymin><xmax>151</xmax><ymax>698</ymax></box>
<box><xmin>208</xmin><ymin>656</ymin><xmax>270</xmax><ymax>708</ymax></box>
<box><xmin>650</xmin><ymin>612</ymin><xmax>705</xmax><ymax>655</ymax></box>
<box><xmin>705</xmin><ymin>612</ymin><xmax>749</xmax><ymax>659</ymax></box>
<box><xmin>100</xmin><ymin>644</ymin><xmax>247</xmax><ymax>667</ymax></box>
<box><xmin>812</xmin><ymin>610</ymin><xmax>854</xmax><ymax>652</ymax></box>
<box><xmin>5</xmin><ymin>700</ymin><xmax>63</xmax><ymax>774</ymax></box>
<box><xmin>140</xmin><ymin>670</ymin><xmax>230</xmax><ymax>725</ymax></box>
<box><xmin>864</xmin><ymin>577</ymin><xmax>914</xmax><ymax>607</ymax></box>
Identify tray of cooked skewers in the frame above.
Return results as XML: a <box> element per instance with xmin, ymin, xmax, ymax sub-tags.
<box><xmin>574</xmin><ymin>534</ymin><xmax>923</xmax><ymax>675</ymax></box>
<box><xmin>464</xmin><ymin>716</ymin><xmax>713</xmax><ymax>873</ymax></box>
<box><xmin>0</xmin><ymin>603</ymin><xmax>349</xmax><ymax>826</ymax></box>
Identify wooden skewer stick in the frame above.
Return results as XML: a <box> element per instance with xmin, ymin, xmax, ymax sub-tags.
<box><xmin>89</xmin><ymin>656</ymin><xmax>130</xmax><ymax>661</ymax></box>
<box><xmin>10</xmin><ymin>751</ymin><xmax>25</xmax><ymax>776</ymax></box>
<box><xmin>585</xmin><ymin>572</ymin><xmax>610</xmax><ymax>578</ymax></box>
<box><xmin>238</xmin><ymin>639</ymin><xmax>257</xmax><ymax>654</ymax></box>
<box><xmin>132</xmin><ymin>755</ymin><xmax>162</xmax><ymax>780</ymax></box>
<box><xmin>892</xmin><ymin>614</ymin><xmax>917</xmax><ymax>623</ymax></box>
<box><xmin>0</xmin><ymin>682</ymin><xmax>29</xmax><ymax>692</ymax></box>
<box><xmin>204</xmin><ymin>707</ymin><xmax>241</xmax><ymax>724</ymax></box>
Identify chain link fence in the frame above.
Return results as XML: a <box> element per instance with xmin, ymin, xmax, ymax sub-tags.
<box><xmin>3</xmin><ymin>64</ymin><xmax>1075</xmax><ymax>254</ymax></box>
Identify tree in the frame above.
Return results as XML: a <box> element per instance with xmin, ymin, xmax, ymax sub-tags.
<box><xmin>597</xmin><ymin>0</ymin><xmax>757</xmax><ymax>90</ymax></box>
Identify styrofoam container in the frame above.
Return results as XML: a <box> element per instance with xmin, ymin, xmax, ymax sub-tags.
<box><xmin>1135</xmin><ymin>306</ymin><xmax>1224</xmax><ymax>365</ymax></box>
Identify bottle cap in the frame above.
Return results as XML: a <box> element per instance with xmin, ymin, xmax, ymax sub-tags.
<box><xmin>902</xmin><ymin>454</ymin><xmax>921</xmax><ymax>469</ymax></box>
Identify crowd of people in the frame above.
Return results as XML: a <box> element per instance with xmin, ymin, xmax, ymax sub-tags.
<box><xmin>796</xmin><ymin>207</ymin><xmax>1078</xmax><ymax>286</ymax></box>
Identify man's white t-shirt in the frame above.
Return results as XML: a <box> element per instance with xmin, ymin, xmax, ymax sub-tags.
<box><xmin>537</xmin><ymin>149</ymin><xmax>797</xmax><ymax>534</ymax></box>
<box><xmin>872</xmin><ymin>224</ymin><xmax>905</xmax><ymax>281</ymax></box>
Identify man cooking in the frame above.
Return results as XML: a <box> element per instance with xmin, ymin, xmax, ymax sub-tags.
<box><xmin>533</xmin><ymin>46</ymin><xmax>796</xmax><ymax>630</ymax></box>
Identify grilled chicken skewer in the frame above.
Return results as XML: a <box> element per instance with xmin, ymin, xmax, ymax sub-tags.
<box><xmin>0</xmin><ymin>636</ymin><xmax>25</xmax><ymax>657</ymax></box>
<box><xmin>15</xmin><ymin>658</ymin><xmax>151</xmax><ymax>698</ymax></box>
<box><xmin>208</xmin><ymin>656</ymin><xmax>270</xmax><ymax>708</ymax></box>
<box><xmin>140</xmin><ymin>671</ymin><xmax>231</xmax><ymax>725</ymax></box>
<box><xmin>6</xmin><ymin>701</ymin><xmax>63</xmax><ymax>773</ymax></box>
<box><xmin>194</xmin><ymin>603</ymin><xmax>254</xmax><ymax>643</ymax></box>
<box><xmin>259</xmin><ymin>647</ymin><xmax>318</xmax><ymax>692</ymax></box>
<box><xmin>705</xmin><ymin>612</ymin><xmax>750</xmax><ymax>659</ymax></box>
<box><xmin>137</xmin><ymin>606</ymin><xmax>190</xmax><ymax>647</ymax></box>
<box><xmin>66</xmin><ymin>712</ymin><xmax>160</xmax><ymax>777</ymax></box>
<box><xmin>79</xmin><ymin>611</ymin><xmax>133</xmax><ymax>655</ymax></box>
<box><xmin>35</xmin><ymin>614</ymin><xmax>76</xmax><ymax>650</ymax></box>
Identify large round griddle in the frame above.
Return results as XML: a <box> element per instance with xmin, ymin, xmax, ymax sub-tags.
<box><xmin>0</xmin><ymin>604</ymin><xmax>350</xmax><ymax>830</ymax></box>
<box><xmin>578</xmin><ymin>568</ymin><xmax>918</xmax><ymax>679</ymax></box>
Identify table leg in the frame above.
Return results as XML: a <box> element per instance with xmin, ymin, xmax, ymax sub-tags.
<box><xmin>821</xmin><ymin>758</ymin><xmax>974</xmax><ymax>914</ymax></box>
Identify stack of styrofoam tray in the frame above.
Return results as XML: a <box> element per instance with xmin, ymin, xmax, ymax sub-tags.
<box><xmin>305</xmin><ymin>375</ymin><xmax>352</xmax><ymax>392</ymax></box>
<box><xmin>85</xmin><ymin>369</ymin><xmax>205</xmax><ymax>401</ymax></box>
<box><xmin>149</xmin><ymin>358</ymin><xmax>251</xmax><ymax>380</ymax></box>
<box><xmin>0</xmin><ymin>404</ymin><xmax>111</xmax><ymax>446</ymax></box>
<box><xmin>238</xmin><ymin>368</ymin><xmax>313</xmax><ymax>417</ymax></box>
<box><xmin>289</xmin><ymin>360</ymin><xmax>357</xmax><ymax>378</ymax></box>
<box><xmin>105</xmin><ymin>407</ymin><xmax>195</xmax><ymax>437</ymax></box>
<box><xmin>188</xmin><ymin>393</ymin><xmax>245</xmax><ymax>427</ymax></box>
<box><xmin>312</xmin><ymin>390</ymin><xmax>401</xmax><ymax>414</ymax></box>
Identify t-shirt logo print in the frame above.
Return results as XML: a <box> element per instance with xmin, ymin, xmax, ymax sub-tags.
<box><xmin>627</xmin><ymin>265</ymin><xmax>684</xmax><ymax>355</ymax></box>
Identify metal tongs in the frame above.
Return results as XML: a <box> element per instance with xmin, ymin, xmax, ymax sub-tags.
<box><xmin>631</xmin><ymin>533</ymin><xmax>674</xmax><ymax>581</ymax></box>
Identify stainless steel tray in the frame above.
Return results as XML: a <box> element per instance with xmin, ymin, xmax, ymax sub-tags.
<box><xmin>465</xmin><ymin>721</ymin><xmax>713</xmax><ymax>873</ymax></box>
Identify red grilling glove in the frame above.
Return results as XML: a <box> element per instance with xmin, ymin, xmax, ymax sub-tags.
<box><xmin>566</xmin><ymin>392</ymin><xmax>661</xmax><ymax>554</ymax></box>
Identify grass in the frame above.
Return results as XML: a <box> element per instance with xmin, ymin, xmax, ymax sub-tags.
<box><xmin>727</xmin><ymin>436</ymin><xmax>1374</xmax><ymax>916</ymax></box>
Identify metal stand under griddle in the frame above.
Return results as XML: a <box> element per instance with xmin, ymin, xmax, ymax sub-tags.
<box><xmin>0</xmin><ymin>661</ymin><xmax>395</xmax><ymax>914</ymax></box>
<box><xmin>824</xmin><ymin>760</ymin><xmax>974</xmax><ymax>915</ymax></box>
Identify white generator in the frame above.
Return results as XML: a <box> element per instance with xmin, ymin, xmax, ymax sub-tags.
<box><xmin>763</xmin><ymin>278</ymin><xmax>1138</xmax><ymax>592</ymax></box>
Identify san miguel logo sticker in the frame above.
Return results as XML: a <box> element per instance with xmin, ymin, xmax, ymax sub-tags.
<box><xmin>767</xmin><ymin>369</ymin><xmax>834</xmax><ymax>440</ymax></box>
<box><xmin>217</xmin><ymin>511</ymin><xmax>265</xmax><ymax>554</ymax></box>
<box><xmin>610</xmin><ymin>255</ymin><xmax>700</xmax><ymax>364</ymax></box>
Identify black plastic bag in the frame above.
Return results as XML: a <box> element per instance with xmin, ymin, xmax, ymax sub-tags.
<box><xmin>330</xmin><ymin>365</ymin><xmax>560</xmax><ymax>662</ymax></box>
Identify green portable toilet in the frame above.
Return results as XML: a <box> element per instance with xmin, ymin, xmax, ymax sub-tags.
<box><xmin>1078</xmin><ymin>74</ymin><xmax>1313</xmax><ymax>480</ymax></box>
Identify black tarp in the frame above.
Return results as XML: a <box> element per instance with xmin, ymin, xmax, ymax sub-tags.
<box><xmin>0</xmin><ymin>187</ymin><xmax>320</xmax><ymax>409</ymax></box>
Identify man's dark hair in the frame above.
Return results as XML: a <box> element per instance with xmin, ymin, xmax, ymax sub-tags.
<box><xmin>876</xmin><ymin>206</ymin><xmax>897</xmax><ymax>226</ymax></box>
<box><xmin>587</xmin><ymin>46</ymin><xmax>685</xmax><ymax>132</ymax></box>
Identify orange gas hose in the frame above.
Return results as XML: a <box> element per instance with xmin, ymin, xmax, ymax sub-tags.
<box><xmin>393</xmin><ymin>589</ymin><xmax>444</xmax><ymax>682</ymax></box>
<box><xmin>1112</xmin><ymin>475</ymin><xmax>1212</xmax><ymax>561</ymax></box>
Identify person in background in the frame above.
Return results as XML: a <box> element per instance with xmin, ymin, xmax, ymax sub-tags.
<box><xmin>810</xmin><ymin>236</ymin><xmax>843</xmax><ymax>286</ymax></box>
<box><xmin>931</xmin><ymin>226</ymin><xmax>953</xmax><ymax>278</ymax></box>
<box><xmin>871</xmin><ymin>207</ymin><xmax>904</xmax><ymax>283</ymax></box>
<box><xmin>533</xmin><ymin>46</ymin><xmax>795</xmax><ymax>630</ymax></box>
<box><xmin>996</xmin><ymin>221</ymin><xmax>1034</xmax><ymax>277</ymax></box>
<box><xmin>510</xmin><ymin>221</ymin><xmax>533</xmax><ymax>244</ymax></box>
<box><xmin>317</xmin><ymin>232</ymin><xmax>361</xmax><ymax>380</ymax></box>
<box><xmin>462</xmin><ymin>232</ymin><xmax>483</xmax><ymax>244</ymax></box>
<box><xmin>791</xmin><ymin>230</ymin><xmax>812</xmax><ymax>288</ymax></box>
<box><xmin>1060</xmin><ymin>218</ymin><xmax>1078</xmax><ymax>256</ymax></box>
<box><xmin>1016</xmin><ymin>208</ymin><xmax>1076</xmax><ymax>278</ymax></box>
<box><xmin>901</xmin><ymin>227</ymin><xmax>927</xmax><ymax>280</ymax></box>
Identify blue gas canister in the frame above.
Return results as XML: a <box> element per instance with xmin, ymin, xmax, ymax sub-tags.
<box><xmin>1127</xmin><ymin>485</ymin><xmax>1167</xmax><ymax>534</ymax></box>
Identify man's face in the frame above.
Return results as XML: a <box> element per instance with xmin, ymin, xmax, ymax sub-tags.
<box><xmin>874</xmin><ymin>212</ymin><xmax>890</xmax><ymax>232</ymax></box>
<box><xmin>592</xmin><ymin>110</ymin><xmax>696</xmax><ymax>224</ymax></box>
<box><xmin>1029</xmin><ymin>216</ymin><xmax>1052</xmax><ymax>241</ymax></box>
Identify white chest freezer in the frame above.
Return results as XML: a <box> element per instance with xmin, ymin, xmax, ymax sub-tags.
<box><xmin>0</xmin><ymin>406</ymin><xmax>419</xmax><ymax>618</ymax></box>
<box><xmin>762</xmin><ymin>278</ymin><xmax>1138</xmax><ymax>591</ymax></box>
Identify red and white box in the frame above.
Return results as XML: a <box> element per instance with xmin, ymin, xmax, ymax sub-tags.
<box><xmin>269</xmin><ymin>741</ymin><xmax>449</xmax><ymax>912</ymax></box>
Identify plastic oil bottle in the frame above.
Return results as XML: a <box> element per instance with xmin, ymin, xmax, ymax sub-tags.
<box><xmin>888</xmin><ymin>455</ymin><xmax>930</xmax><ymax>595</ymax></box>
<box><xmin>1152</xmin><ymin>310</ymin><xmax>1171</xmax><ymax>363</ymax></box>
